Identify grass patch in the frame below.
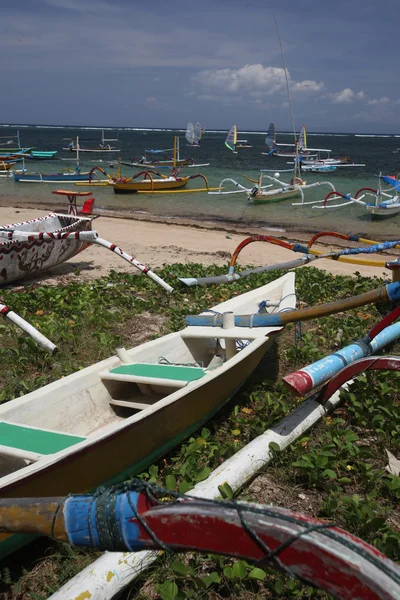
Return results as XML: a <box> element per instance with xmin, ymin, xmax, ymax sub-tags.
<box><xmin>0</xmin><ymin>264</ymin><xmax>398</xmax><ymax>599</ymax></box>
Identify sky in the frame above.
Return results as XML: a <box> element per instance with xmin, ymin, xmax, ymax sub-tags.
<box><xmin>1</xmin><ymin>0</ymin><xmax>399</xmax><ymax>133</ymax></box>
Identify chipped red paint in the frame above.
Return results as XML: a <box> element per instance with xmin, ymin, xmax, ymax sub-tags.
<box><xmin>120</xmin><ymin>499</ymin><xmax>400</xmax><ymax>600</ymax></box>
<box><xmin>283</xmin><ymin>370</ymin><xmax>313</xmax><ymax>396</ymax></box>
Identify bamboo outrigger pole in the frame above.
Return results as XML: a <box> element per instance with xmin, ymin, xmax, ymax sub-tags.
<box><xmin>0</xmin><ymin>303</ymin><xmax>57</xmax><ymax>353</ymax></box>
<box><xmin>12</xmin><ymin>230</ymin><xmax>173</xmax><ymax>293</ymax></box>
<box><xmin>185</xmin><ymin>279</ymin><xmax>400</xmax><ymax>328</ymax></box>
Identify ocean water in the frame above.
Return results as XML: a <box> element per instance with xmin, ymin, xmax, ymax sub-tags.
<box><xmin>1</xmin><ymin>125</ymin><xmax>400</xmax><ymax>238</ymax></box>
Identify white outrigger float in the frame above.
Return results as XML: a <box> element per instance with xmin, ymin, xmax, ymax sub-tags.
<box><xmin>306</xmin><ymin>173</ymin><xmax>400</xmax><ymax>218</ymax></box>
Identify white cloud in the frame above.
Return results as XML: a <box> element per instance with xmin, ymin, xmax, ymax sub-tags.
<box><xmin>292</xmin><ymin>80</ymin><xmax>325</xmax><ymax>93</ymax></box>
<box><xmin>331</xmin><ymin>88</ymin><xmax>357</xmax><ymax>103</ymax></box>
<box><xmin>192</xmin><ymin>64</ymin><xmax>327</xmax><ymax>106</ymax></box>
<box><xmin>195</xmin><ymin>64</ymin><xmax>287</xmax><ymax>95</ymax></box>
<box><xmin>367</xmin><ymin>96</ymin><xmax>390</xmax><ymax>105</ymax></box>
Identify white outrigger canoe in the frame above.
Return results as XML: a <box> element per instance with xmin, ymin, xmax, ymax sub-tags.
<box><xmin>209</xmin><ymin>172</ymin><xmax>337</xmax><ymax>205</ymax></box>
<box><xmin>0</xmin><ymin>273</ymin><xmax>295</xmax><ymax>558</ymax></box>
<box><xmin>0</xmin><ymin>212</ymin><xmax>95</xmax><ymax>285</ymax></box>
<box><xmin>310</xmin><ymin>174</ymin><xmax>400</xmax><ymax>218</ymax></box>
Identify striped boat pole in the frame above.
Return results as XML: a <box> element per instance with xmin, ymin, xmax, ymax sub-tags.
<box><xmin>284</xmin><ymin>305</ymin><xmax>400</xmax><ymax>396</ymax></box>
<box><xmin>0</xmin><ymin>304</ymin><xmax>57</xmax><ymax>353</ymax></box>
<box><xmin>186</xmin><ymin>280</ymin><xmax>400</xmax><ymax>328</ymax></box>
<box><xmin>13</xmin><ymin>231</ymin><xmax>173</xmax><ymax>293</ymax></box>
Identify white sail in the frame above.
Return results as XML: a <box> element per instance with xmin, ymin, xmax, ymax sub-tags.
<box><xmin>298</xmin><ymin>125</ymin><xmax>307</xmax><ymax>150</ymax></box>
<box><xmin>185</xmin><ymin>122</ymin><xmax>195</xmax><ymax>145</ymax></box>
<box><xmin>194</xmin><ymin>121</ymin><xmax>203</xmax><ymax>145</ymax></box>
<box><xmin>265</xmin><ymin>122</ymin><xmax>276</xmax><ymax>148</ymax></box>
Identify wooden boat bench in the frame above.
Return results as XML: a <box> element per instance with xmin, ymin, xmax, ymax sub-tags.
<box><xmin>0</xmin><ymin>421</ymin><xmax>85</xmax><ymax>463</ymax></box>
<box><xmin>101</xmin><ymin>363</ymin><xmax>207</xmax><ymax>410</ymax></box>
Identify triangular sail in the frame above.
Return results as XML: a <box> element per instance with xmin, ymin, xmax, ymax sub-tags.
<box><xmin>225</xmin><ymin>125</ymin><xmax>237</xmax><ymax>152</ymax></box>
<box><xmin>185</xmin><ymin>122</ymin><xmax>195</xmax><ymax>145</ymax></box>
<box><xmin>298</xmin><ymin>125</ymin><xmax>307</xmax><ymax>150</ymax></box>
<box><xmin>265</xmin><ymin>123</ymin><xmax>276</xmax><ymax>148</ymax></box>
<box><xmin>194</xmin><ymin>121</ymin><xmax>202</xmax><ymax>145</ymax></box>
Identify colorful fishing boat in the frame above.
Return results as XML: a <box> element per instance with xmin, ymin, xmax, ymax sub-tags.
<box><xmin>0</xmin><ymin>211</ymin><xmax>95</xmax><ymax>285</ymax></box>
<box><xmin>185</xmin><ymin>121</ymin><xmax>203</xmax><ymax>147</ymax></box>
<box><xmin>111</xmin><ymin>170</ymin><xmax>191</xmax><ymax>194</ymax></box>
<box><xmin>209</xmin><ymin>172</ymin><xmax>335</xmax><ymax>206</ymax></box>
<box><xmin>310</xmin><ymin>174</ymin><xmax>400</xmax><ymax>218</ymax></box>
<box><xmin>0</xmin><ymin>131</ymin><xmax>32</xmax><ymax>154</ymax></box>
<box><xmin>63</xmin><ymin>130</ymin><xmax>120</xmax><ymax>153</ymax></box>
<box><xmin>0</xmin><ymin>162</ymin><xmax>15</xmax><ymax>172</ymax></box>
<box><xmin>301</xmin><ymin>164</ymin><xmax>337</xmax><ymax>173</ymax></box>
<box><xmin>14</xmin><ymin>137</ymin><xmax>111</xmax><ymax>184</ymax></box>
<box><xmin>123</xmin><ymin>136</ymin><xmax>196</xmax><ymax>168</ymax></box>
<box><xmin>0</xmin><ymin>273</ymin><xmax>295</xmax><ymax>558</ymax></box>
<box><xmin>29</xmin><ymin>150</ymin><xmax>58</xmax><ymax>160</ymax></box>
<box><xmin>13</xmin><ymin>169</ymin><xmax>111</xmax><ymax>184</ymax></box>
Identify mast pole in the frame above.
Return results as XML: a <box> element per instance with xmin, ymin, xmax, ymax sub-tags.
<box><xmin>76</xmin><ymin>136</ymin><xmax>80</xmax><ymax>172</ymax></box>
<box><xmin>273</xmin><ymin>12</ymin><xmax>300</xmax><ymax>181</ymax></box>
<box><xmin>173</xmin><ymin>136</ymin><xmax>177</xmax><ymax>167</ymax></box>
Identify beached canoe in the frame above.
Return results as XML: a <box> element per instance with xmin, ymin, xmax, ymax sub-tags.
<box><xmin>0</xmin><ymin>272</ymin><xmax>295</xmax><ymax>558</ymax></box>
<box><xmin>0</xmin><ymin>211</ymin><xmax>95</xmax><ymax>284</ymax></box>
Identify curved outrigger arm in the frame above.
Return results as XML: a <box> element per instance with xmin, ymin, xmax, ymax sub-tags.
<box><xmin>0</xmin><ymin>484</ymin><xmax>399</xmax><ymax>599</ymax></box>
<box><xmin>11</xmin><ymin>230</ymin><xmax>173</xmax><ymax>293</ymax></box>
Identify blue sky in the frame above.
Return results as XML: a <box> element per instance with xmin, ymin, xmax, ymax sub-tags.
<box><xmin>1</xmin><ymin>0</ymin><xmax>399</xmax><ymax>133</ymax></box>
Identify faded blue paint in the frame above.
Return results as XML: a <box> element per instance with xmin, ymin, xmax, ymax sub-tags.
<box><xmin>296</xmin><ymin>321</ymin><xmax>400</xmax><ymax>390</ymax></box>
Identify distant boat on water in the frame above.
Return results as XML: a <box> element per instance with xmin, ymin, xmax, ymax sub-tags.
<box><xmin>185</xmin><ymin>121</ymin><xmax>203</xmax><ymax>147</ymax></box>
<box><xmin>63</xmin><ymin>130</ymin><xmax>120</xmax><ymax>153</ymax></box>
<box><xmin>225</xmin><ymin>125</ymin><xmax>252</xmax><ymax>153</ymax></box>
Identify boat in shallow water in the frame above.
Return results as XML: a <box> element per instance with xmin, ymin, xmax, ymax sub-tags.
<box><xmin>0</xmin><ymin>273</ymin><xmax>295</xmax><ymax>558</ymax></box>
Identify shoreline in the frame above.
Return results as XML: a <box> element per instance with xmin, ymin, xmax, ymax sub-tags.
<box><xmin>0</xmin><ymin>202</ymin><xmax>394</xmax><ymax>286</ymax></box>
<box><xmin>1</xmin><ymin>192</ymin><xmax>399</xmax><ymax>243</ymax></box>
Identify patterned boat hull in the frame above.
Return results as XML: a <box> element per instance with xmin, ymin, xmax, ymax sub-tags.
<box><xmin>0</xmin><ymin>213</ymin><xmax>94</xmax><ymax>284</ymax></box>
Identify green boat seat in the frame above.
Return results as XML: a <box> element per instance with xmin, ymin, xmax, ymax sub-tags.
<box><xmin>0</xmin><ymin>421</ymin><xmax>85</xmax><ymax>456</ymax></box>
<box><xmin>101</xmin><ymin>362</ymin><xmax>207</xmax><ymax>389</ymax></box>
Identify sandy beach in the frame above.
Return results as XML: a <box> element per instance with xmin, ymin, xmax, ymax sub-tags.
<box><xmin>0</xmin><ymin>204</ymin><xmax>394</xmax><ymax>287</ymax></box>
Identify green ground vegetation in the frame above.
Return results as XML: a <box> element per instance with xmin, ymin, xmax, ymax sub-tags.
<box><xmin>0</xmin><ymin>264</ymin><xmax>398</xmax><ymax>599</ymax></box>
